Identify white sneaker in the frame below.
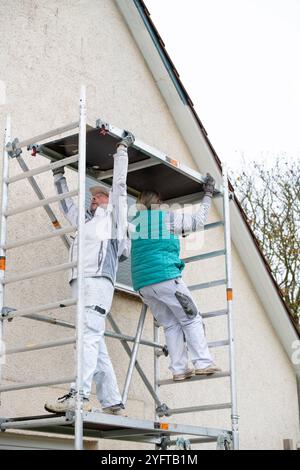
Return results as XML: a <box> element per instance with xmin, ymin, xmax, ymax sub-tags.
<box><xmin>44</xmin><ymin>390</ymin><xmax>92</xmax><ymax>413</ymax></box>
<box><xmin>102</xmin><ymin>403</ymin><xmax>126</xmax><ymax>415</ymax></box>
<box><xmin>195</xmin><ymin>365</ymin><xmax>221</xmax><ymax>375</ymax></box>
<box><xmin>172</xmin><ymin>368</ymin><xmax>195</xmax><ymax>382</ymax></box>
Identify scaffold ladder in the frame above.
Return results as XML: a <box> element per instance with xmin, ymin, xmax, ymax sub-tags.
<box><xmin>0</xmin><ymin>86</ymin><xmax>238</xmax><ymax>450</ymax></box>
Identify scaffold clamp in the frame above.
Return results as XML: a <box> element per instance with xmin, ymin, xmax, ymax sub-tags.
<box><xmin>6</xmin><ymin>138</ymin><xmax>22</xmax><ymax>159</ymax></box>
<box><xmin>95</xmin><ymin>118</ymin><xmax>109</xmax><ymax>136</ymax></box>
<box><xmin>1</xmin><ymin>306</ymin><xmax>16</xmax><ymax>321</ymax></box>
<box><xmin>156</xmin><ymin>403</ymin><xmax>170</xmax><ymax>417</ymax></box>
<box><xmin>27</xmin><ymin>143</ymin><xmax>40</xmax><ymax>156</ymax></box>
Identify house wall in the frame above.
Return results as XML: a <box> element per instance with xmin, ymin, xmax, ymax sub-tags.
<box><xmin>0</xmin><ymin>0</ymin><xmax>299</xmax><ymax>450</ymax></box>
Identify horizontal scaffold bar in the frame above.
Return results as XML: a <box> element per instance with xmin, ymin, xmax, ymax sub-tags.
<box><xmin>204</xmin><ymin>221</ymin><xmax>224</xmax><ymax>230</ymax></box>
<box><xmin>158</xmin><ymin>371</ymin><xmax>230</xmax><ymax>386</ymax></box>
<box><xmin>5</xmin><ymin>155</ymin><xmax>79</xmax><ymax>184</ymax></box>
<box><xmin>202</xmin><ymin>309</ymin><xmax>228</xmax><ymax>319</ymax></box>
<box><xmin>1</xmin><ymin>298</ymin><xmax>76</xmax><ymax>319</ymax></box>
<box><xmin>24</xmin><ymin>313</ymin><xmax>75</xmax><ymax>328</ymax></box>
<box><xmin>7</xmin><ymin>122</ymin><xmax>79</xmax><ymax>150</ymax></box>
<box><xmin>0</xmin><ymin>416</ymin><xmax>73</xmax><ymax>431</ymax></box>
<box><xmin>0</xmin><ymin>376</ymin><xmax>75</xmax><ymax>393</ymax></box>
<box><xmin>2</xmin><ymin>226</ymin><xmax>76</xmax><ymax>250</ymax></box>
<box><xmin>5</xmin><ymin>190</ymin><xmax>78</xmax><ymax>217</ymax></box>
<box><xmin>182</xmin><ymin>249</ymin><xmax>226</xmax><ymax>264</ymax></box>
<box><xmin>2</xmin><ymin>263</ymin><xmax>76</xmax><ymax>285</ymax></box>
<box><xmin>167</xmin><ymin>402</ymin><xmax>232</xmax><ymax>416</ymax></box>
<box><xmin>3</xmin><ymin>337</ymin><xmax>75</xmax><ymax>356</ymax></box>
<box><xmin>189</xmin><ymin>279</ymin><xmax>227</xmax><ymax>291</ymax></box>
<box><xmin>208</xmin><ymin>340</ymin><xmax>229</xmax><ymax>348</ymax></box>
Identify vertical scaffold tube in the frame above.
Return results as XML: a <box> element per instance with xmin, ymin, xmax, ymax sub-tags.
<box><xmin>75</xmin><ymin>86</ymin><xmax>87</xmax><ymax>450</ymax></box>
<box><xmin>222</xmin><ymin>163</ymin><xmax>239</xmax><ymax>450</ymax></box>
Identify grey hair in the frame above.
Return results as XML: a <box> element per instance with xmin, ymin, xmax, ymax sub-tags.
<box><xmin>137</xmin><ymin>190</ymin><xmax>162</xmax><ymax>210</ymax></box>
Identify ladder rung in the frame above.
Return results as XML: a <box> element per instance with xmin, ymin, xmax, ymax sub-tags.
<box><xmin>9</xmin><ymin>121</ymin><xmax>79</xmax><ymax>150</ymax></box>
<box><xmin>2</xmin><ymin>226</ymin><xmax>77</xmax><ymax>250</ymax></box>
<box><xmin>2</xmin><ymin>262</ymin><xmax>77</xmax><ymax>285</ymax></box>
<box><xmin>202</xmin><ymin>309</ymin><xmax>228</xmax><ymax>319</ymax></box>
<box><xmin>5</xmin><ymin>190</ymin><xmax>78</xmax><ymax>217</ymax></box>
<box><xmin>182</xmin><ymin>249</ymin><xmax>226</xmax><ymax>264</ymax></box>
<box><xmin>1</xmin><ymin>298</ymin><xmax>76</xmax><ymax>320</ymax></box>
<box><xmin>4</xmin><ymin>337</ymin><xmax>75</xmax><ymax>356</ymax></box>
<box><xmin>189</xmin><ymin>279</ymin><xmax>227</xmax><ymax>291</ymax></box>
<box><xmin>204</xmin><ymin>221</ymin><xmax>224</xmax><ymax>231</ymax></box>
<box><xmin>208</xmin><ymin>340</ymin><xmax>229</xmax><ymax>348</ymax></box>
<box><xmin>168</xmin><ymin>402</ymin><xmax>232</xmax><ymax>415</ymax></box>
<box><xmin>169</xmin><ymin>437</ymin><xmax>218</xmax><ymax>445</ymax></box>
<box><xmin>157</xmin><ymin>371</ymin><xmax>230</xmax><ymax>386</ymax></box>
<box><xmin>0</xmin><ymin>376</ymin><xmax>75</xmax><ymax>393</ymax></box>
<box><xmin>5</xmin><ymin>155</ymin><xmax>79</xmax><ymax>184</ymax></box>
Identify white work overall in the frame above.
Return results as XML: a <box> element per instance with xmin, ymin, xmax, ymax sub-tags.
<box><xmin>71</xmin><ymin>277</ymin><xmax>122</xmax><ymax>408</ymax></box>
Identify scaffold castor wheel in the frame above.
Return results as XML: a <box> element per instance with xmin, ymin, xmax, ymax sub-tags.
<box><xmin>159</xmin><ymin>435</ymin><xmax>170</xmax><ymax>450</ymax></box>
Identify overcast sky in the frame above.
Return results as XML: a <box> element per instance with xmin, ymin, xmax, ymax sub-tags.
<box><xmin>145</xmin><ymin>0</ymin><xmax>300</xmax><ymax>167</ymax></box>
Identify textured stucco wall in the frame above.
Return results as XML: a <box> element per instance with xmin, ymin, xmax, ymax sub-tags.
<box><xmin>0</xmin><ymin>0</ymin><xmax>299</xmax><ymax>450</ymax></box>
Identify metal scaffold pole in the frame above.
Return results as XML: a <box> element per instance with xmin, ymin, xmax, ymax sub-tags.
<box><xmin>75</xmin><ymin>85</ymin><xmax>87</xmax><ymax>450</ymax></box>
<box><xmin>153</xmin><ymin>319</ymin><xmax>160</xmax><ymax>419</ymax></box>
<box><xmin>0</xmin><ymin>116</ymin><xmax>10</xmax><ymax>405</ymax></box>
<box><xmin>222</xmin><ymin>163</ymin><xmax>239</xmax><ymax>449</ymax></box>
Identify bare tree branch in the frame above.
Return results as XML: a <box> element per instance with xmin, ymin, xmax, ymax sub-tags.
<box><xmin>230</xmin><ymin>156</ymin><xmax>300</xmax><ymax>324</ymax></box>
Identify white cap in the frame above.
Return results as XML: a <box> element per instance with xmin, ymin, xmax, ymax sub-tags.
<box><xmin>89</xmin><ymin>185</ymin><xmax>109</xmax><ymax>197</ymax></box>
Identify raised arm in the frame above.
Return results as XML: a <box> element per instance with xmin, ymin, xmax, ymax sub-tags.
<box><xmin>53</xmin><ymin>167</ymin><xmax>78</xmax><ymax>226</ymax></box>
<box><xmin>111</xmin><ymin>145</ymin><xmax>129</xmax><ymax>200</ymax></box>
<box><xmin>111</xmin><ymin>132</ymin><xmax>135</xmax><ymax>260</ymax></box>
<box><xmin>166</xmin><ymin>173</ymin><xmax>215</xmax><ymax>235</ymax></box>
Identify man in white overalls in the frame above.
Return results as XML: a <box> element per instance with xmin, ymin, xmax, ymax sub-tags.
<box><xmin>44</xmin><ymin>133</ymin><xmax>134</xmax><ymax>414</ymax></box>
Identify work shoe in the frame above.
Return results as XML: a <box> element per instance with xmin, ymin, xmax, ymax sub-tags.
<box><xmin>44</xmin><ymin>390</ymin><xmax>92</xmax><ymax>413</ymax></box>
<box><xmin>195</xmin><ymin>365</ymin><xmax>222</xmax><ymax>375</ymax></box>
<box><xmin>102</xmin><ymin>402</ymin><xmax>126</xmax><ymax>415</ymax></box>
<box><xmin>172</xmin><ymin>368</ymin><xmax>195</xmax><ymax>382</ymax></box>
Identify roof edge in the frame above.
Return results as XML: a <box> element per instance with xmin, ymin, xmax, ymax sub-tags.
<box><xmin>117</xmin><ymin>0</ymin><xmax>299</xmax><ymax>338</ymax></box>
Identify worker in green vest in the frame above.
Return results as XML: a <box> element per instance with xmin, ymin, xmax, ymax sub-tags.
<box><xmin>130</xmin><ymin>174</ymin><xmax>221</xmax><ymax>381</ymax></box>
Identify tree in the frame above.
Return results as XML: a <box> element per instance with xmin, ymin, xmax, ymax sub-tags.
<box><xmin>230</xmin><ymin>156</ymin><xmax>300</xmax><ymax>325</ymax></box>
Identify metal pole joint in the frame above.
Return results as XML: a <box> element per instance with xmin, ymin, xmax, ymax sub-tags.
<box><xmin>27</xmin><ymin>143</ymin><xmax>40</xmax><ymax>156</ymax></box>
<box><xmin>156</xmin><ymin>403</ymin><xmax>170</xmax><ymax>417</ymax></box>
<box><xmin>95</xmin><ymin>118</ymin><xmax>109</xmax><ymax>136</ymax></box>
<box><xmin>1</xmin><ymin>306</ymin><xmax>16</xmax><ymax>322</ymax></box>
<box><xmin>6</xmin><ymin>138</ymin><xmax>22</xmax><ymax>159</ymax></box>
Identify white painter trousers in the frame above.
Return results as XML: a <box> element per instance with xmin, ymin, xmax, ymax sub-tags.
<box><xmin>139</xmin><ymin>278</ymin><xmax>214</xmax><ymax>374</ymax></box>
<box><xmin>71</xmin><ymin>277</ymin><xmax>122</xmax><ymax>408</ymax></box>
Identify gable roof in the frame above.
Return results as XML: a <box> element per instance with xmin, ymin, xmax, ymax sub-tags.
<box><xmin>132</xmin><ymin>0</ymin><xmax>300</xmax><ymax>332</ymax></box>
<box><xmin>115</xmin><ymin>0</ymin><xmax>300</xmax><ymax>375</ymax></box>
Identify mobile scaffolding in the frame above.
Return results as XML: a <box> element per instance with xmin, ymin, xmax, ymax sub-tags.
<box><xmin>0</xmin><ymin>87</ymin><xmax>238</xmax><ymax>450</ymax></box>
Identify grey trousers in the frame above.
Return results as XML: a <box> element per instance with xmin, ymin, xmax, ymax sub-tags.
<box><xmin>139</xmin><ymin>278</ymin><xmax>213</xmax><ymax>374</ymax></box>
